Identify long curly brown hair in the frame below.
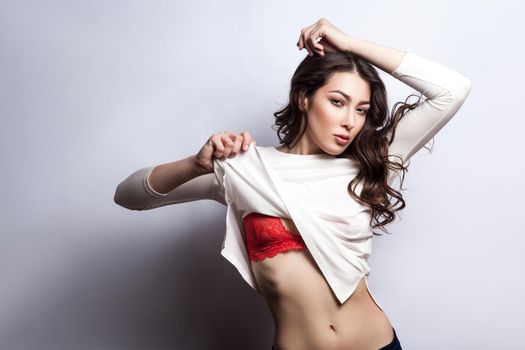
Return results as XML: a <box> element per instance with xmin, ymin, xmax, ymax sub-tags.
<box><xmin>272</xmin><ymin>50</ymin><xmax>429</xmax><ymax>236</ymax></box>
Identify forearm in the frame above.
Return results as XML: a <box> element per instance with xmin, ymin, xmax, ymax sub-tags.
<box><xmin>148</xmin><ymin>154</ymin><xmax>207</xmax><ymax>195</ymax></box>
<box><xmin>344</xmin><ymin>35</ymin><xmax>407</xmax><ymax>75</ymax></box>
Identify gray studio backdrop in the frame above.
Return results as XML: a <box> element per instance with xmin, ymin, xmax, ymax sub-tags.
<box><xmin>1</xmin><ymin>1</ymin><xmax>523</xmax><ymax>349</ymax></box>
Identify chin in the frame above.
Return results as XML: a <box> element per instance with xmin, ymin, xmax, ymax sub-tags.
<box><xmin>321</xmin><ymin>145</ymin><xmax>342</xmax><ymax>156</ymax></box>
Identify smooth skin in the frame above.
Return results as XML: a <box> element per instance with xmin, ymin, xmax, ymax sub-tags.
<box><xmin>277</xmin><ymin>70</ymin><xmax>371</xmax><ymax>157</ymax></box>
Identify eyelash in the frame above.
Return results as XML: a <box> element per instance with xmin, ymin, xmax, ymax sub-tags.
<box><xmin>331</xmin><ymin>99</ymin><xmax>368</xmax><ymax>114</ymax></box>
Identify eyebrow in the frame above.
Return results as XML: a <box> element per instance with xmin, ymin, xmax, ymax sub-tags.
<box><xmin>329</xmin><ymin>90</ymin><xmax>370</xmax><ymax>105</ymax></box>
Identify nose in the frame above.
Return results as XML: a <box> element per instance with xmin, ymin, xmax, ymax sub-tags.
<box><xmin>342</xmin><ymin>110</ymin><xmax>357</xmax><ymax>128</ymax></box>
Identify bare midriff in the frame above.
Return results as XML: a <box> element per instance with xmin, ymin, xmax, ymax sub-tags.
<box><xmin>249</xmin><ymin>217</ymin><xmax>395</xmax><ymax>350</ymax></box>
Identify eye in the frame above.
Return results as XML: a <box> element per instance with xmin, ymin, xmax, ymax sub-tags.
<box><xmin>331</xmin><ymin>99</ymin><xmax>344</xmax><ymax>107</ymax></box>
<box><xmin>358</xmin><ymin>108</ymin><xmax>369</xmax><ymax>115</ymax></box>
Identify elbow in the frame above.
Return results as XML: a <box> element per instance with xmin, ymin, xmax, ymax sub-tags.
<box><xmin>437</xmin><ymin>76</ymin><xmax>472</xmax><ymax>112</ymax></box>
<box><xmin>113</xmin><ymin>184</ymin><xmax>129</xmax><ymax>208</ymax></box>
<box><xmin>113</xmin><ymin>189</ymin><xmax>133</xmax><ymax>210</ymax></box>
<box><xmin>113</xmin><ymin>185</ymin><xmax>146</xmax><ymax>211</ymax></box>
<box><xmin>113</xmin><ymin>185</ymin><xmax>123</xmax><ymax>206</ymax></box>
<box><xmin>451</xmin><ymin>76</ymin><xmax>472</xmax><ymax>103</ymax></box>
<box><xmin>113</xmin><ymin>189</ymin><xmax>129</xmax><ymax>209</ymax></box>
<box><xmin>427</xmin><ymin>75</ymin><xmax>472</xmax><ymax>112</ymax></box>
<box><xmin>441</xmin><ymin>76</ymin><xmax>472</xmax><ymax>119</ymax></box>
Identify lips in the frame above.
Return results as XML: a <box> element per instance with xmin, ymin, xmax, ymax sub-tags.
<box><xmin>334</xmin><ymin>135</ymin><xmax>350</xmax><ymax>145</ymax></box>
<box><xmin>334</xmin><ymin>134</ymin><xmax>350</xmax><ymax>140</ymax></box>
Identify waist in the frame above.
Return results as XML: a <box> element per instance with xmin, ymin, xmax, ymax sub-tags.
<box><xmin>253</xmin><ymin>250</ymin><xmax>392</xmax><ymax>350</ymax></box>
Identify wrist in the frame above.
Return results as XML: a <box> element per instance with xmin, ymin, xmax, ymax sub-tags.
<box><xmin>344</xmin><ymin>35</ymin><xmax>364</xmax><ymax>53</ymax></box>
<box><xmin>191</xmin><ymin>154</ymin><xmax>211</xmax><ymax>176</ymax></box>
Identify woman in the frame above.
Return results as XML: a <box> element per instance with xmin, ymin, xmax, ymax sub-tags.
<box><xmin>115</xmin><ymin>18</ymin><xmax>471</xmax><ymax>350</ymax></box>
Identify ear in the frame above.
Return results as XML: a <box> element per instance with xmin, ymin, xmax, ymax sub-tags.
<box><xmin>301</xmin><ymin>95</ymin><xmax>309</xmax><ymax>112</ymax></box>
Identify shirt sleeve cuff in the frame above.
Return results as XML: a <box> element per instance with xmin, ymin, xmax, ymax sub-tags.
<box><xmin>391</xmin><ymin>51</ymin><xmax>416</xmax><ymax>80</ymax></box>
<box><xmin>144</xmin><ymin>166</ymin><xmax>170</xmax><ymax>197</ymax></box>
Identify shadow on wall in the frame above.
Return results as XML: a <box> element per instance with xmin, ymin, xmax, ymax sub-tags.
<box><xmin>0</xmin><ymin>212</ymin><xmax>274</xmax><ymax>350</ymax></box>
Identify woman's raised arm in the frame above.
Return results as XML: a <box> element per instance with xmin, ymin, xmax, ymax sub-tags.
<box><xmin>342</xmin><ymin>35</ymin><xmax>472</xmax><ymax>163</ymax></box>
<box><xmin>114</xmin><ymin>131</ymin><xmax>255</xmax><ymax>210</ymax></box>
<box><xmin>298</xmin><ymin>18</ymin><xmax>471</xmax><ymax>164</ymax></box>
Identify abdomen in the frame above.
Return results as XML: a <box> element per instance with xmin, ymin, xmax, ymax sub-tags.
<box><xmin>242</xmin><ymin>212</ymin><xmax>395</xmax><ymax>350</ymax></box>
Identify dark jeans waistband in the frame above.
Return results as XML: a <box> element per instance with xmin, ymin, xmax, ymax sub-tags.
<box><xmin>271</xmin><ymin>327</ymin><xmax>402</xmax><ymax>350</ymax></box>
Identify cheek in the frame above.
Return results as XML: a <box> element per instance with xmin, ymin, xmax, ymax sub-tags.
<box><xmin>308</xmin><ymin>114</ymin><xmax>336</xmax><ymax>138</ymax></box>
<box><xmin>353</xmin><ymin>119</ymin><xmax>367</xmax><ymax>136</ymax></box>
<box><xmin>311</xmin><ymin>105</ymin><xmax>339</xmax><ymax>129</ymax></box>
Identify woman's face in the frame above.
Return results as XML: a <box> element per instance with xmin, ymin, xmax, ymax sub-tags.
<box><xmin>298</xmin><ymin>70</ymin><xmax>371</xmax><ymax>156</ymax></box>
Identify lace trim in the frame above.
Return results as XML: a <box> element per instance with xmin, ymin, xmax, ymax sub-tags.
<box><xmin>243</xmin><ymin>212</ymin><xmax>306</xmax><ymax>262</ymax></box>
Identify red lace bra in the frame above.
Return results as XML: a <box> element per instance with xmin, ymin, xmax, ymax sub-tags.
<box><xmin>242</xmin><ymin>212</ymin><xmax>306</xmax><ymax>262</ymax></box>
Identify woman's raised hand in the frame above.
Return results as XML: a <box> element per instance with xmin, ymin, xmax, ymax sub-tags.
<box><xmin>195</xmin><ymin>130</ymin><xmax>256</xmax><ymax>173</ymax></box>
<box><xmin>297</xmin><ymin>18</ymin><xmax>351</xmax><ymax>57</ymax></box>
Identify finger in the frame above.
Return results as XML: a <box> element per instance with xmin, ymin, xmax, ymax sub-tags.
<box><xmin>240</xmin><ymin>131</ymin><xmax>252</xmax><ymax>151</ymax></box>
<box><xmin>308</xmin><ymin>23</ymin><xmax>325</xmax><ymax>55</ymax></box>
<box><xmin>312</xmin><ymin>42</ymin><xmax>325</xmax><ymax>56</ymax></box>
<box><xmin>215</xmin><ymin>131</ymin><xmax>233</xmax><ymax>159</ymax></box>
<box><xmin>219</xmin><ymin>136</ymin><xmax>232</xmax><ymax>159</ymax></box>
<box><xmin>297</xmin><ymin>27</ymin><xmax>307</xmax><ymax>50</ymax></box>
<box><xmin>228</xmin><ymin>134</ymin><xmax>243</xmax><ymax>158</ymax></box>
<box><xmin>300</xmin><ymin>24</ymin><xmax>316</xmax><ymax>56</ymax></box>
<box><xmin>309</xmin><ymin>37</ymin><xmax>323</xmax><ymax>56</ymax></box>
<box><xmin>210</xmin><ymin>134</ymin><xmax>224</xmax><ymax>159</ymax></box>
<box><xmin>310</xmin><ymin>34</ymin><xmax>324</xmax><ymax>53</ymax></box>
<box><xmin>302</xmin><ymin>25</ymin><xmax>315</xmax><ymax>56</ymax></box>
<box><xmin>304</xmin><ymin>21</ymin><xmax>323</xmax><ymax>56</ymax></box>
<box><xmin>222</xmin><ymin>130</ymin><xmax>239</xmax><ymax>157</ymax></box>
<box><xmin>223</xmin><ymin>130</ymin><xmax>236</xmax><ymax>137</ymax></box>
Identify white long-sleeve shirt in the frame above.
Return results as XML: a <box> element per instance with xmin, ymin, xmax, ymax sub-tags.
<box><xmin>114</xmin><ymin>51</ymin><xmax>471</xmax><ymax>305</ymax></box>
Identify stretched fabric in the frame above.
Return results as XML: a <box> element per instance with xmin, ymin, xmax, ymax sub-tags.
<box><xmin>214</xmin><ymin>145</ymin><xmax>383</xmax><ymax>305</ymax></box>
